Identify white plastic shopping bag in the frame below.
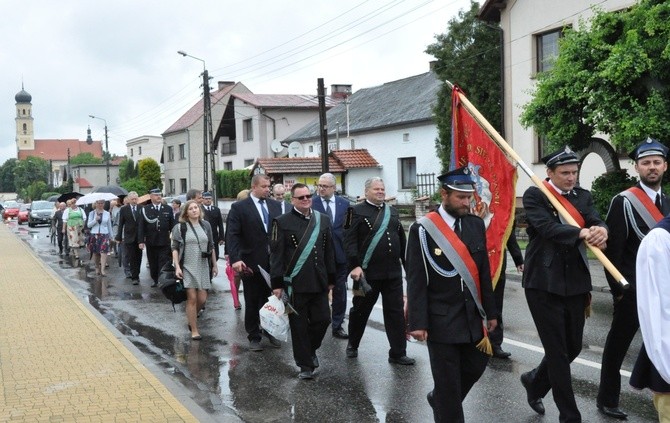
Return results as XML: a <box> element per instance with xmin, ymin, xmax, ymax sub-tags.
<box><xmin>259</xmin><ymin>295</ymin><xmax>290</xmax><ymax>342</ymax></box>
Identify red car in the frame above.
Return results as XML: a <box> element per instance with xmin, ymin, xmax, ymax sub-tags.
<box><xmin>17</xmin><ymin>203</ymin><xmax>30</xmax><ymax>225</ymax></box>
<box><xmin>2</xmin><ymin>201</ymin><xmax>20</xmax><ymax>220</ymax></box>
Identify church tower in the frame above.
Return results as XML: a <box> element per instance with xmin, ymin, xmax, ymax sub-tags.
<box><xmin>15</xmin><ymin>84</ymin><xmax>35</xmax><ymax>151</ymax></box>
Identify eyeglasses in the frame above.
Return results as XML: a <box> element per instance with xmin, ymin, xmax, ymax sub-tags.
<box><xmin>293</xmin><ymin>194</ymin><xmax>313</xmax><ymax>200</ymax></box>
<box><xmin>317</xmin><ymin>184</ymin><xmax>334</xmax><ymax>189</ymax></box>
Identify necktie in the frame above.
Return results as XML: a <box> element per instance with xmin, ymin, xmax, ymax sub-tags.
<box><xmin>259</xmin><ymin>199</ymin><xmax>269</xmax><ymax>229</ymax></box>
<box><xmin>453</xmin><ymin>218</ymin><xmax>461</xmax><ymax>239</ymax></box>
<box><xmin>132</xmin><ymin>206</ymin><xmax>137</xmax><ymax>220</ymax></box>
<box><xmin>325</xmin><ymin>199</ymin><xmax>334</xmax><ymax>222</ymax></box>
<box><xmin>656</xmin><ymin>193</ymin><xmax>662</xmax><ymax>212</ymax></box>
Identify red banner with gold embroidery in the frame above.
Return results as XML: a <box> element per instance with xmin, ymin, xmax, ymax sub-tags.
<box><xmin>450</xmin><ymin>85</ymin><xmax>517</xmax><ymax>286</ymax></box>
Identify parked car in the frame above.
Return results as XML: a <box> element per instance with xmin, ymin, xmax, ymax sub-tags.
<box><xmin>28</xmin><ymin>200</ymin><xmax>55</xmax><ymax>227</ymax></box>
<box><xmin>17</xmin><ymin>203</ymin><xmax>30</xmax><ymax>225</ymax></box>
<box><xmin>2</xmin><ymin>201</ymin><xmax>20</xmax><ymax>220</ymax></box>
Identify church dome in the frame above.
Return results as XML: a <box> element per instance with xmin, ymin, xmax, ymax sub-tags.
<box><xmin>15</xmin><ymin>88</ymin><xmax>32</xmax><ymax>103</ymax></box>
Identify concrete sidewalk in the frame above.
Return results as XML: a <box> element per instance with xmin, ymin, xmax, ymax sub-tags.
<box><xmin>0</xmin><ymin>224</ymin><xmax>212</xmax><ymax>422</ymax></box>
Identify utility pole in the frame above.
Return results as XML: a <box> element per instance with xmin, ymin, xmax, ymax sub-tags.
<box><xmin>317</xmin><ymin>78</ymin><xmax>328</xmax><ymax>173</ymax></box>
<box><xmin>89</xmin><ymin>115</ymin><xmax>110</xmax><ymax>185</ymax></box>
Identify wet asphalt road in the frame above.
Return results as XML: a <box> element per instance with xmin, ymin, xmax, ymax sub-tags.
<box><xmin>9</xmin><ymin>221</ymin><xmax>659</xmax><ymax>422</ymax></box>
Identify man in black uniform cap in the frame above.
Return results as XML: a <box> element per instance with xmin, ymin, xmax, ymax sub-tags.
<box><xmin>270</xmin><ymin>183</ymin><xmax>336</xmax><ymax>380</ymax></box>
<box><xmin>202</xmin><ymin>191</ymin><xmax>225</xmax><ymax>261</ymax></box>
<box><xmin>138</xmin><ymin>188</ymin><xmax>175</xmax><ymax>287</ymax></box>
<box><xmin>407</xmin><ymin>166</ymin><xmax>497</xmax><ymax>423</ymax></box>
<box><xmin>520</xmin><ymin>146</ymin><xmax>608</xmax><ymax>423</ymax></box>
<box><xmin>344</xmin><ymin>177</ymin><xmax>414</xmax><ymax>365</ymax></box>
<box><xmin>597</xmin><ymin>138</ymin><xmax>670</xmax><ymax>419</ymax></box>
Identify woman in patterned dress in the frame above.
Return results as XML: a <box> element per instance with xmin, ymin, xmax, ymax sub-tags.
<box><xmin>171</xmin><ymin>200</ymin><xmax>217</xmax><ymax>340</ymax></box>
<box><xmin>61</xmin><ymin>199</ymin><xmax>85</xmax><ymax>259</ymax></box>
<box><xmin>86</xmin><ymin>199</ymin><xmax>114</xmax><ymax>276</ymax></box>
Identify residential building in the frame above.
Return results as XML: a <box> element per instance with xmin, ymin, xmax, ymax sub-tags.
<box><xmin>71</xmin><ymin>164</ymin><xmax>120</xmax><ymax>194</ymax></box>
<box><xmin>162</xmin><ymin>81</ymin><xmax>251</xmax><ymax>196</ymax></box>
<box><xmin>478</xmin><ymin>0</ymin><xmax>635</xmax><ymax>198</ymax></box>
<box><xmin>285</xmin><ymin>70</ymin><xmax>442</xmax><ymax>204</ymax></box>
<box><xmin>126</xmin><ymin>135</ymin><xmax>164</xmax><ymax>190</ymax></box>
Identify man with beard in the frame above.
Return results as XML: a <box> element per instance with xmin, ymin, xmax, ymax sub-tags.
<box><xmin>226</xmin><ymin>174</ymin><xmax>282</xmax><ymax>351</ymax></box>
<box><xmin>597</xmin><ymin>138</ymin><xmax>670</xmax><ymax>419</ymax></box>
<box><xmin>406</xmin><ymin>167</ymin><xmax>497</xmax><ymax>422</ymax></box>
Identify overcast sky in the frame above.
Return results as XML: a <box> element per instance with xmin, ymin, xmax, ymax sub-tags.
<box><xmin>1</xmin><ymin>0</ymin><xmax>471</xmax><ymax>164</ymax></box>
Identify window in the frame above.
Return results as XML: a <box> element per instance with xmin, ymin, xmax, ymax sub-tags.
<box><xmin>221</xmin><ymin>138</ymin><xmax>236</xmax><ymax>155</ymax></box>
<box><xmin>180</xmin><ymin>178</ymin><xmax>187</xmax><ymax>193</ymax></box>
<box><xmin>243</xmin><ymin>119</ymin><xmax>253</xmax><ymax>141</ymax></box>
<box><xmin>403</xmin><ymin>133</ymin><xmax>410</xmax><ymax>142</ymax></box>
<box><xmin>223</xmin><ymin>161</ymin><xmax>233</xmax><ymax>170</ymax></box>
<box><xmin>536</xmin><ymin>29</ymin><xmax>562</xmax><ymax>73</ymax></box>
<box><xmin>22</xmin><ymin>123</ymin><xmax>27</xmax><ymax>131</ymax></box>
<box><xmin>536</xmin><ymin>134</ymin><xmax>552</xmax><ymax>162</ymax></box>
<box><xmin>400</xmin><ymin>157</ymin><xmax>417</xmax><ymax>189</ymax></box>
<box><xmin>308</xmin><ymin>145</ymin><xmax>314</xmax><ymax>153</ymax></box>
<box><xmin>168</xmin><ymin>179</ymin><xmax>175</xmax><ymax>195</ymax></box>
<box><xmin>179</xmin><ymin>143</ymin><xmax>186</xmax><ymax>160</ymax></box>
<box><xmin>167</xmin><ymin>146</ymin><xmax>174</xmax><ymax>162</ymax></box>
<box><xmin>138</xmin><ymin>146</ymin><xmax>142</xmax><ymax>155</ymax></box>
<box><xmin>130</xmin><ymin>148</ymin><xmax>133</xmax><ymax>157</ymax></box>
<box><xmin>244</xmin><ymin>159</ymin><xmax>254</xmax><ymax>167</ymax></box>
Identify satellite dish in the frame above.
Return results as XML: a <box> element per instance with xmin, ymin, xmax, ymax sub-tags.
<box><xmin>270</xmin><ymin>139</ymin><xmax>285</xmax><ymax>153</ymax></box>
<box><xmin>288</xmin><ymin>142</ymin><xmax>304</xmax><ymax>158</ymax></box>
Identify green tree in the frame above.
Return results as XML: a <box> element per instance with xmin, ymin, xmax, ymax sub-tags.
<box><xmin>426</xmin><ymin>0</ymin><xmax>502</xmax><ymax>171</ymax></box>
<box><xmin>121</xmin><ymin>177</ymin><xmax>147</xmax><ymax>195</ymax></box>
<box><xmin>118</xmin><ymin>159</ymin><xmax>137</xmax><ymax>183</ymax></box>
<box><xmin>0</xmin><ymin>158</ymin><xmax>18</xmax><ymax>192</ymax></box>
<box><xmin>70</xmin><ymin>152</ymin><xmax>103</xmax><ymax>165</ymax></box>
<box><xmin>520</xmin><ymin>0</ymin><xmax>670</xmax><ymax>152</ymax></box>
<box><xmin>22</xmin><ymin>181</ymin><xmax>48</xmax><ymax>203</ymax></box>
<box><xmin>138</xmin><ymin>158</ymin><xmax>162</xmax><ymax>191</ymax></box>
<box><xmin>14</xmin><ymin>156</ymin><xmax>49</xmax><ymax>193</ymax></box>
<box><xmin>218</xmin><ymin>169</ymin><xmax>251</xmax><ymax>198</ymax></box>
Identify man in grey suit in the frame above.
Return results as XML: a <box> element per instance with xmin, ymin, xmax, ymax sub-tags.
<box><xmin>312</xmin><ymin>172</ymin><xmax>350</xmax><ymax>339</ymax></box>
<box><xmin>227</xmin><ymin>174</ymin><xmax>282</xmax><ymax>351</ymax></box>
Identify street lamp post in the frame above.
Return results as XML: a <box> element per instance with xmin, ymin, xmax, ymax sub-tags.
<box><xmin>89</xmin><ymin>115</ymin><xmax>110</xmax><ymax>185</ymax></box>
<box><xmin>178</xmin><ymin>50</ymin><xmax>215</xmax><ymax>199</ymax></box>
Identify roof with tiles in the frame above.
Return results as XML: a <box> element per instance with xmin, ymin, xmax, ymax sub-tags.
<box><xmin>286</xmin><ymin>71</ymin><xmax>440</xmax><ymax>142</ymax></box>
<box><xmin>255</xmin><ymin>157</ymin><xmax>346</xmax><ymax>174</ymax></box>
<box><xmin>163</xmin><ymin>82</ymin><xmax>243</xmax><ymax>135</ymax></box>
<box><xmin>232</xmin><ymin>93</ymin><xmax>340</xmax><ymax>109</ymax></box>
<box><xmin>18</xmin><ymin>139</ymin><xmax>103</xmax><ymax>161</ymax></box>
<box><xmin>331</xmin><ymin>149</ymin><xmax>379</xmax><ymax>168</ymax></box>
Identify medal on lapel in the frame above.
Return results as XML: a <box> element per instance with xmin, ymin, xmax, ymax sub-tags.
<box><xmin>434</xmin><ymin>248</ymin><xmax>442</xmax><ymax>256</ymax></box>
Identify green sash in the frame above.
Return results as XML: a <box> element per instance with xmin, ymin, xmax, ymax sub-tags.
<box><xmin>283</xmin><ymin>212</ymin><xmax>321</xmax><ymax>297</ymax></box>
<box><xmin>362</xmin><ymin>205</ymin><xmax>391</xmax><ymax>270</ymax></box>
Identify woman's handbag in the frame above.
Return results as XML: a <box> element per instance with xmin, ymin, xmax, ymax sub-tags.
<box><xmin>158</xmin><ymin>262</ymin><xmax>186</xmax><ymax>311</ymax></box>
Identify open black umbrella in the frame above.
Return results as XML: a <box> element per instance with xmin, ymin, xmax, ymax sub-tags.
<box><xmin>92</xmin><ymin>185</ymin><xmax>128</xmax><ymax>196</ymax></box>
<box><xmin>56</xmin><ymin>192</ymin><xmax>83</xmax><ymax>203</ymax></box>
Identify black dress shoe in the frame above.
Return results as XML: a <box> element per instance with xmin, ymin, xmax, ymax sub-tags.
<box><xmin>388</xmin><ymin>356</ymin><xmax>416</xmax><ymax>365</ymax></box>
<box><xmin>346</xmin><ymin>346</ymin><xmax>358</xmax><ymax>358</ymax></box>
<box><xmin>597</xmin><ymin>404</ymin><xmax>628</xmax><ymax>419</ymax></box>
<box><xmin>151</xmin><ymin>281</ymin><xmax>158</xmax><ymax>287</ymax></box>
<box><xmin>312</xmin><ymin>354</ymin><xmax>319</xmax><ymax>368</ymax></box>
<box><xmin>332</xmin><ymin>327</ymin><xmax>349</xmax><ymax>339</ymax></box>
<box><xmin>298</xmin><ymin>368</ymin><xmax>313</xmax><ymax>380</ymax></box>
<box><xmin>520</xmin><ymin>371</ymin><xmax>545</xmax><ymax>415</ymax></box>
<box><xmin>427</xmin><ymin>391</ymin><xmax>435</xmax><ymax>409</ymax></box>
<box><xmin>492</xmin><ymin>345</ymin><xmax>511</xmax><ymax>359</ymax></box>
<box><xmin>132</xmin><ymin>279</ymin><xmax>139</xmax><ymax>285</ymax></box>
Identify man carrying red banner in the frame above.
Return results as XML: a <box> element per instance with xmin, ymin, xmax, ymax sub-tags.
<box><xmin>597</xmin><ymin>138</ymin><xmax>670</xmax><ymax>419</ymax></box>
<box><xmin>520</xmin><ymin>146</ymin><xmax>608</xmax><ymax>423</ymax></box>
<box><xmin>406</xmin><ymin>167</ymin><xmax>497</xmax><ymax>423</ymax></box>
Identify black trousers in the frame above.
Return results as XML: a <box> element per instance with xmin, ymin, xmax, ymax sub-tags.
<box><xmin>598</xmin><ymin>290</ymin><xmax>639</xmax><ymax>407</ymax></box>
<box><xmin>347</xmin><ymin>276</ymin><xmax>406</xmax><ymax>358</ymax></box>
<box><xmin>289</xmin><ymin>292</ymin><xmax>331</xmax><ymax>370</ymax></box>
<box><xmin>525</xmin><ymin>288</ymin><xmax>586</xmax><ymax>423</ymax></box>
<box><xmin>427</xmin><ymin>341</ymin><xmax>489</xmax><ymax>423</ymax></box>
<box><xmin>242</xmin><ymin>272</ymin><xmax>272</xmax><ymax>342</ymax></box>
<box><xmin>489</xmin><ymin>255</ymin><xmax>507</xmax><ymax>346</ymax></box>
<box><xmin>146</xmin><ymin>244</ymin><xmax>171</xmax><ymax>282</ymax></box>
<box><xmin>331</xmin><ymin>262</ymin><xmax>348</xmax><ymax>331</ymax></box>
<box><xmin>124</xmin><ymin>241</ymin><xmax>142</xmax><ymax>280</ymax></box>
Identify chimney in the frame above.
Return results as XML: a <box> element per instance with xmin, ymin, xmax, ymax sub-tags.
<box><xmin>330</xmin><ymin>84</ymin><xmax>352</xmax><ymax>99</ymax></box>
<box><xmin>217</xmin><ymin>81</ymin><xmax>235</xmax><ymax>90</ymax></box>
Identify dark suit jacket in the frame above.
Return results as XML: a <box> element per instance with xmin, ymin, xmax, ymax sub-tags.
<box><xmin>604</xmin><ymin>183</ymin><xmax>670</xmax><ymax>295</ymax></box>
<box><xmin>137</xmin><ymin>203</ymin><xmax>175</xmax><ymax>247</ymax></box>
<box><xmin>270</xmin><ymin>209</ymin><xmax>336</xmax><ymax>292</ymax></box>
<box><xmin>203</xmin><ymin>205</ymin><xmax>225</xmax><ymax>243</ymax></box>
<box><xmin>225</xmin><ymin>195</ymin><xmax>281</xmax><ymax>271</ymax></box>
<box><xmin>116</xmin><ymin>204</ymin><xmax>142</xmax><ymax>244</ymax></box>
<box><xmin>344</xmin><ymin>201</ymin><xmax>406</xmax><ymax>280</ymax></box>
<box><xmin>522</xmin><ymin>184</ymin><xmax>607</xmax><ymax>296</ymax></box>
<box><xmin>312</xmin><ymin>195</ymin><xmax>349</xmax><ymax>264</ymax></box>
<box><xmin>406</xmin><ymin>213</ymin><xmax>495</xmax><ymax>344</ymax></box>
